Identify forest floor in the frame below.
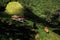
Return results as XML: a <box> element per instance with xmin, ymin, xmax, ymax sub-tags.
<box><xmin>36</xmin><ymin>23</ymin><xmax>60</xmax><ymax>40</ymax></box>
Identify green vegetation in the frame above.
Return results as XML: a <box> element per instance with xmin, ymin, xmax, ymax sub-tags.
<box><xmin>0</xmin><ymin>0</ymin><xmax>60</xmax><ymax>40</ymax></box>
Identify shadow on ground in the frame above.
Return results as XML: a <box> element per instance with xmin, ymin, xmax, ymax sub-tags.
<box><xmin>24</xmin><ymin>7</ymin><xmax>45</xmax><ymax>23</ymax></box>
<box><xmin>0</xmin><ymin>20</ymin><xmax>37</xmax><ymax>40</ymax></box>
<box><xmin>53</xmin><ymin>30</ymin><xmax>60</xmax><ymax>35</ymax></box>
<box><xmin>0</xmin><ymin>25</ymin><xmax>37</xmax><ymax>40</ymax></box>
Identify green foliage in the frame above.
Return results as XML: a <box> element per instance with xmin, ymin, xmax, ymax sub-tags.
<box><xmin>0</xmin><ymin>0</ymin><xmax>60</xmax><ymax>40</ymax></box>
